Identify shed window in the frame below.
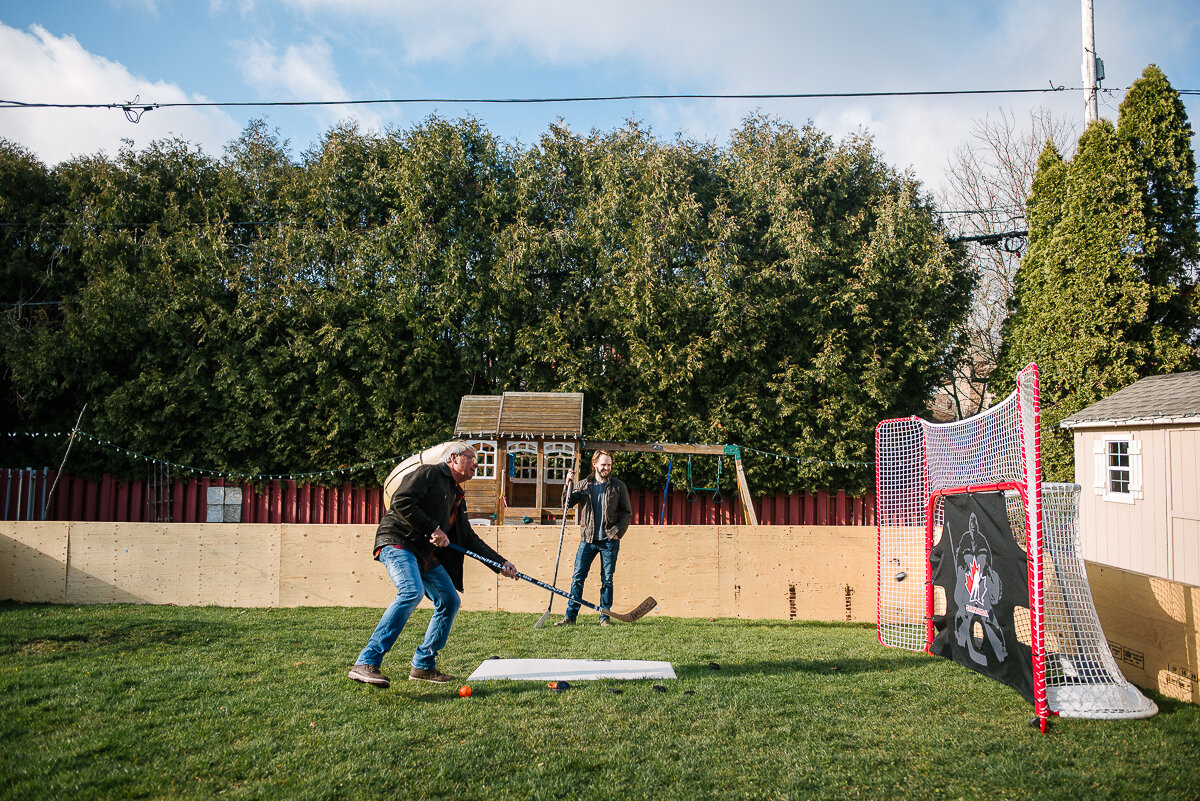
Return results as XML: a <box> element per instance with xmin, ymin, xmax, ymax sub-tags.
<box><xmin>1093</xmin><ymin>436</ymin><xmax>1142</xmax><ymax>504</ymax></box>
<box><xmin>1107</xmin><ymin>441</ymin><xmax>1130</xmax><ymax>494</ymax></box>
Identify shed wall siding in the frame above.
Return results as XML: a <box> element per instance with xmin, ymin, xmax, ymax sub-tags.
<box><xmin>1074</xmin><ymin>424</ymin><xmax>1200</xmax><ymax>585</ymax></box>
<box><xmin>1169</xmin><ymin>428</ymin><xmax>1200</xmax><ymax>585</ymax></box>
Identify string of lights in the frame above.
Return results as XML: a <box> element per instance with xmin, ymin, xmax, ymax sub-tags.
<box><xmin>6</xmin><ymin>430</ymin><xmax>871</xmax><ymax>479</ymax></box>
<box><xmin>4</xmin><ymin>429</ymin><xmax>418</xmax><ymax>481</ymax></box>
<box><xmin>740</xmin><ymin>446</ymin><xmax>869</xmax><ymax>468</ymax></box>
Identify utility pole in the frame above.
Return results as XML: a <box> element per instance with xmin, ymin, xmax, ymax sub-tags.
<box><xmin>1081</xmin><ymin>0</ymin><xmax>1100</xmax><ymax>124</ymax></box>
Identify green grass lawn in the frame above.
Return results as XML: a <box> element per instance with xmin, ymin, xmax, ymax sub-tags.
<box><xmin>1</xmin><ymin>602</ymin><xmax>1196</xmax><ymax>800</ymax></box>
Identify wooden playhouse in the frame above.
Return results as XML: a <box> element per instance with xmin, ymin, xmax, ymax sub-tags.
<box><xmin>453</xmin><ymin>392</ymin><xmax>584</xmax><ymax>525</ymax></box>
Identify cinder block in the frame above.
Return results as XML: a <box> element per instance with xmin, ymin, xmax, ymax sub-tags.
<box><xmin>207</xmin><ymin>487</ymin><xmax>224</xmax><ymax>505</ymax></box>
<box><xmin>224</xmin><ymin>486</ymin><xmax>243</xmax><ymax>505</ymax></box>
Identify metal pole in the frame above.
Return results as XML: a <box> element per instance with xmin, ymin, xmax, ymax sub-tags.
<box><xmin>1081</xmin><ymin>0</ymin><xmax>1098</xmax><ymax>124</ymax></box>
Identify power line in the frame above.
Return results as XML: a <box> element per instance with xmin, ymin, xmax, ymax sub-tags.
<box><xmin>0</xmin><ymin>85</ymin><xmax>1083</xmax><ymax>122</ymax></box>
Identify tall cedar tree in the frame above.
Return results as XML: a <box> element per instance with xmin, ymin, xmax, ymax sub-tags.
<box><xmin>3</xmin><ymin>116</ymin><xmax>970</xmax><ymax>494</ymax></box>
<box><xmin>998</xmin><ymin>66</ymin><xmax>1198</xmax><ymax>480</ymax></box>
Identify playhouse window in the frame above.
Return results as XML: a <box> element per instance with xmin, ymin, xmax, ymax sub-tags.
<box><xmin>544</xmin><ymin>443</ymin><xmax>576</xmax><ymax>483</ymax></box>
<box><xmin>467</xmin><ymin>441</ymin><xmax>496</xmax><ymax>479</ymax></box>
<box><xmin>507</xmin><ymin>442</ymin><xmax>538</xmax><ymax>483</ymax></box>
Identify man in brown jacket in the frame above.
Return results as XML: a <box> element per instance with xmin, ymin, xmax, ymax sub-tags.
<box><xmin>556</xmin><ymin>450</ymin><xmax>632</xmax><ymax>627</ymax></box>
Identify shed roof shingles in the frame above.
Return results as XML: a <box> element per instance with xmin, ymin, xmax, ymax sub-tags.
<box><xmin>1060</xmin><ymin>371</ymin><xmax>1200</xmax><ymax>427</ymax></box>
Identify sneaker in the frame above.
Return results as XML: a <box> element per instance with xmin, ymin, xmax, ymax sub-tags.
<box><xmin>599</xmin><ymin>618</ymin><xmax>612</xmax><ymax>627</ymax></box>
<box><xmin>408</xmin><ymin>667</ymin><xmax>456</xmax><ymax>683</ymax></box>
<box><xmin>554</xmin><ymin>617</ymin><xmax>576</xmax><ymax>626</ymax></box>
<box><xmin>348</xmin><ymin>664</ymin><xmax>390</xmax><ymax>688</ymax></box>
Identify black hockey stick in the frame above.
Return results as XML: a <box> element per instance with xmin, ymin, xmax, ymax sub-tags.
<box><xmin>534</xmin><ymin>501</ymin><xmax>571</xmax><ymax>629</ymax></box>
<box><xmin>445</xmin><ymin>542</ymin><xmax>656</xmax><ymax>623</ymax></box>
<box><xmin>535</xmin><ymin>466</ymin><xmax>580</xmax><ymax>629</ymax></box>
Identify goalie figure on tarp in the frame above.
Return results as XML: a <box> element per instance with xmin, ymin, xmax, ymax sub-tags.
<box><xmin>930</xmin><ymin>492</ymin><xmax>1035</xmax><ymax>703</ymax></box>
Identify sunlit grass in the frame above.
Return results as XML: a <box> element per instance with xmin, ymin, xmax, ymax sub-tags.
<box><xmin>1</xmin><ymin>603</ymin><xmax>1195</xmax><ymax>800</ymax></box>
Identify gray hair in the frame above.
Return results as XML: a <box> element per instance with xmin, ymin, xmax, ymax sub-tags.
<box><xmin>439</xmin><ymin>440</ymin><xmax>476</xmax><ymax>463</ymax></box>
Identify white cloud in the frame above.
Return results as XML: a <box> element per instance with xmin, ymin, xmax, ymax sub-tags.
<box><xmin>0</xmin><ymin>23</ymin><xmax>241</xmax><ymax>165</ymax></box>
<box><xmin>235</xmin><ymin>35</ymin><xmax>386</xmax><ymax>135</ymax></box>
<box><xmin>264</xmin><ymin>0</ymin><xmax>1095</xmax><ymax>192</ymax></box>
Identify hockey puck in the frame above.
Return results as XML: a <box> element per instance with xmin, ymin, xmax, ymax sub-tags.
<box><xmin>708</xmin><ymin>662</ymin><xmax>721</xmax><ymax>670</ymax></box>
<box><xmin>605</xmin><ymin>687</ymin><xmax>623</xmax><ymax>694</ymax></box>
<box><xmin>895</xmin><ymin>571</ymin><xmax>906</xmax><ymax>582</ymax></box>
<box><xmin>652</xmin><ymin>685</ymin><xmax>667</xmax><ymax>692</ymax></box>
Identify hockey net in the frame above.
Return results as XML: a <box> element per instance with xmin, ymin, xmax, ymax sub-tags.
<box><xmin>876</xmin><ymin>364</ymin><xmax>1156</xmax><ymax>725</ymax></box>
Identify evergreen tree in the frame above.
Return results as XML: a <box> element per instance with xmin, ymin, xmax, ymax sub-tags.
<box><xmin>1117</xmin><ymin>64</ymin><xmax>1200</xmax><ymax>356</ymax></box>
<box><xmin>999</xmin><ymin>66</ymin><xmax>1198</xmax><ymax>480</ymax></box>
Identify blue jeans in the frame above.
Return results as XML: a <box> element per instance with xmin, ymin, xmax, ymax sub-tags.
<box><xmin>565</xmin><ymin>538</ymin><xmax>620</xmax><ymax>621</ymax></box>
<box><xmin>355</xmin><ymin>546</ymin><xmax>460</xmax><ymax>671</ymax></box>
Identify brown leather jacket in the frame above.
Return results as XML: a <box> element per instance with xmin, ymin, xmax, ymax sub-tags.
<box><xmin>567</xmin><ymin>475</ymin><xmax>632</xmax><ymax>543</ymax></box>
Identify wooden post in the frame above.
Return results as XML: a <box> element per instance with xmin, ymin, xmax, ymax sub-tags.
<box><xmin>734</xmin><ymin>456</ymin><xmax>758</xmax><ymax>525</ymax></box>
<box><xmin>496</xmin><ymin>440</ymin><xmax>509</xmax><ymax>525</ymax></box>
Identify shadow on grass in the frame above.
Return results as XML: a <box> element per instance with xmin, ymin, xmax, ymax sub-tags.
<box><xmin>1</xmin><ymin>602</ymin><xmax>237</xmax><ymax>659</ymax></box>
<box><xmin>674</xmin><ymin>651</ymin><xmax>930</xmax><ymax>679</ymax></box>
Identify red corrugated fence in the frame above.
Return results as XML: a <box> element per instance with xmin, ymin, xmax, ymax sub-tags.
<box><xmin>1</xmin><ymin>468</ymin><xmax>874</xmax><ymax>526</ymax></box>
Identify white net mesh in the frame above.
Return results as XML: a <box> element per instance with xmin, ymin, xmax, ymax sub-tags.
<box><xmin>876</xmin><ymin>365</ymin><xmax>1157</xmax><ymax>720</ymax></box>
<box><xmin>1041</xmin><ymin>483</ymin><xmax>1157</xmax><ymax>718</ymax></box>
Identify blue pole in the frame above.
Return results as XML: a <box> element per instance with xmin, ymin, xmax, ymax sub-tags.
<box><xmin>659</xmin><ymin>457</ymin><xmax>674</xmax><ymax>525</ymax></box>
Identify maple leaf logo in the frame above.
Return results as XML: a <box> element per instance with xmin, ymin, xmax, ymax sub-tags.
<box><xmin>965</xmin><ymin>557</ymin><xmax>981</xmax><ymax>597</ymax></box>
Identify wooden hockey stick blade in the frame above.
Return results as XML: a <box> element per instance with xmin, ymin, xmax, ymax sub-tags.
<box><xmin>602</xmin><ymin>596</ymin><xmax>657</xmax><ymax>623</ymax></box>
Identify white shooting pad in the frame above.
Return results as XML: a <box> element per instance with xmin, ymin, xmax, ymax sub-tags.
<box><xmin>467</xmin><ymin>658</ymin><xmax>676</xmax><ymax>682</ymax></box>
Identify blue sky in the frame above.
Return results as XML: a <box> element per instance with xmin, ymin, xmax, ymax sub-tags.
<box><xmin>1</xmin><ymin>1</ymin><xmax>1197</xmax><ymax>196</ymax></box>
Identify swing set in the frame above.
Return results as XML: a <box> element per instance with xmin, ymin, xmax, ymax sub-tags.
<box><xmin>583</xmin><ymin>440</ymin><xmax>758</xmax><ymax>526</ymax></box>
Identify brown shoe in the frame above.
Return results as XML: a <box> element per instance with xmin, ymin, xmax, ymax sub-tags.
<box><xmin>599</xmin><ymin>618</ymin><xmax>612</xmax><ymax>627</ymax></box>
<box><xmin>408</xmin><ymin>667</ymin><xmax>456</xmax><ymax>683</ymax></box>
<box><xmin>348</xmin><ymin>664</ymin><xmax>390</xmax><ymax>687</ymax></box>
<box><xmin>554</xmin><ymin>617</ymin><xmax>575</xmax><ymax>626</ymax></box>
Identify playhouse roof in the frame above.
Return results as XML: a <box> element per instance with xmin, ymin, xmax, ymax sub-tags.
<box><xmin>454</xmin><ymin>392</ymin><xmax>585</xmax><ymax>439</ymax></box>
<box><xmin>1060</xmin><ymin>371</ymin><xmax>1200</xmax><ymax>429</ymax></box>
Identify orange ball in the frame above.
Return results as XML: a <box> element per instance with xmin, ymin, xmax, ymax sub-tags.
<box><xmin>459</xmin><ymin>685</ymin><xmax>472</xmax><ymax>697</ymax></box>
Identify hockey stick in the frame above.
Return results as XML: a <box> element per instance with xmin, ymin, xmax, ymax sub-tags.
<box><xmin>445</xmin><ymin>542</ymin><xmax>656</xmax><ymax>623</ymax></box>
<box><xmin>534</xmin><ymin>464</ymin><xmax>580</xmax><ymax>629</ymax></box>
<box><xmin>533</xmin><ymin>500</ymin><xmax>571</xmax><ymax>629</ymax></box>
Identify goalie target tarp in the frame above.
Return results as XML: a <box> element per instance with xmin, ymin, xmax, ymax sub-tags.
<box><xmin>930</xmin><ymin>492</ymin><xmax>1035</xmax><ymax>703</ymax></box>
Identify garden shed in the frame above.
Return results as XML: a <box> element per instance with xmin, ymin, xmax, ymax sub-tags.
<box><xmin>1060</xmin><ymin>371</ymin><xmax>1200</xmax><ymax>585</ymax></box>
<box><xmin>453</xmin><ymin>392</ymin><xmax>584</xmax><ymax>525</ymax></box>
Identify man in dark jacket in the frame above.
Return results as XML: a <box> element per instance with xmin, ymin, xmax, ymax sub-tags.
<box><xmin>556</xmin><ymin>450</ymin><xmax>632</xmax><ymax>627</ymax></box>
<box><xmin>349</xmin><ymin>442</ymin><xmax>517</xmax><ymax>688</ymax></box>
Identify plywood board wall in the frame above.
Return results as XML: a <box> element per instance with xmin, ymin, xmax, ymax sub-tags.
<box><xmin>196</xmin><ymin>523</ymin><xmax>280</xmax><ymax>607</ymax></box>
<box><xmin>1086</xmin><ymin>562</ymin><xmax>1199</xmax><ymax>704</ymax></box>
<box><xmin>280</xmin><ymin>524</ymin><xmax>387</xmax><ymax>607</ymax></box>
<box><xmin>0</xmin><ymin>522</ymin><xmax>68</xmax><ymax>604</ymax></box>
